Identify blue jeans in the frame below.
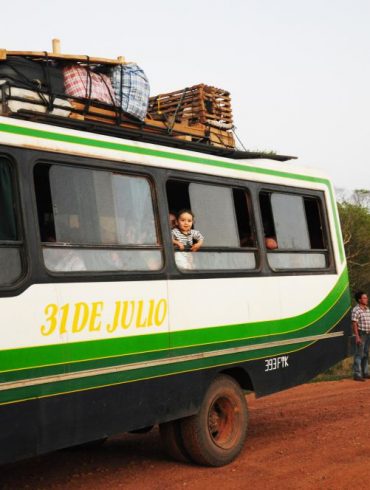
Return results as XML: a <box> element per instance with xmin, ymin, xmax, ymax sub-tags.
<box><xmin>353</xmin><ymin>332</ymin><xmax>370</xmax><ymax>378</ymax></box>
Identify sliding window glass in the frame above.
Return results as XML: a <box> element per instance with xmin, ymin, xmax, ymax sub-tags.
<box><xmin>167</xmin><ymin>180</ymin><xmax>256</xmax><ymax>271</ymax></box>
<box><xmin>34</xmin><ymin>164</ymin><xmax>162</xmax><ymax>272</ymax></box>
<box><xmin>0</xmin><ymin>157</ymin><xmax>22</xmax><ymax>284</ymax></box>
<box><xmin>259</xmin><ymin>191</ymin><xmax>329</xmax><ymax>270</ymax></box>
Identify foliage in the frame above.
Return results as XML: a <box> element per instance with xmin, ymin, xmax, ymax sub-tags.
<box><xmin>337</xmin><ymin>189</ymin><xmax>370</xmax><ymax>295</ymax></box>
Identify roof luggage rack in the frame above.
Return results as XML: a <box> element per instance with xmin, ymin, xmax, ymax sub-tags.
<box><xmin>0</xmin><ymin>39</ymin><xmax>296</xmax><ymax>162</ymax></box>
<box><xmin>8</xmin><ymin>108</ymin><xmax>295</xmax><ymax>162</ymax></box>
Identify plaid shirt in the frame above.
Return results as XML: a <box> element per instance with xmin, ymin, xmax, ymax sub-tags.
<box><xmin>351</xmin><ymin>304</ymin><xmax>370</xmax><ymax>333</ymax></box>
<box><xmin>111</xmin><ymin>63</ymin><xmax>150</xmax><ymax>121</ymax></box>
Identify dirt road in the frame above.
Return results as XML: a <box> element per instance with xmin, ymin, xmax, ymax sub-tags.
<box><xmin>1</xmin><ymin>379</ymin><xmax>369</xmax><ymax>490</ymax></box>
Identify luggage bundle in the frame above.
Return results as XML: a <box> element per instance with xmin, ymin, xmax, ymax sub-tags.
<box><xmin>0</xmin><ymin>55</ymin><xmax>72</xmax><ymax>116</ymax></box>
<box><xmin>0</xmin><ymin>56</ymin><xmax>64</xmax><ymax>93</ymax></box>
<box><xmin>111</xmin><ymin>63</ymin><xmax>150</xmax><ymax>121</ymax></box>
<box><xmin>0</xmin><ymin>42</ymin><xmax>235</xmax><ymax>149</ymax></box>
<box><xmin>63</xmin><ymin>65</ymin><xmax>116</xmax><ymax>106</ymax></box>
<box><xmin>0</xmin><ymin>83</ymin><xmax>71</xmax><ymax>117</ymax></box>
<box><xmin>0</xmin><ymin>51</ymin><xmax>150</xmax><ymax>122</ymax></box>
<box><xmin>64</xmin><ymin>63</ymin><xmax>150</xmax><ymax>121</ymax></box>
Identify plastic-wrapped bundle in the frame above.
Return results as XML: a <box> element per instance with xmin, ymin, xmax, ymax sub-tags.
<box><xmin>111</xmin><ymin>63</ymin><xmax>150</xmax><ymax>121</ymax></box>
<box><xmin>0</xmin><ymin>81</ymin><xmax>71</xmax><ymax>117</ymax></box>
<box><xmin>0</xmin><ymin>56</ymin><xmax>65</xmax><ymax>94</ymax></box>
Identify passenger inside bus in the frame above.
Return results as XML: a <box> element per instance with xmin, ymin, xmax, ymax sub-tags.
<box><xmin>265</xmin><ymin>236</ymin><xmax>278</xmax><ymax>250</ymax></box>
<box><xmin>172</xmin><ymin>210</ymin><xmax>204</xmax><ymax>252</ymax></box>
<box><xmin>53</xmin><ymin>249</ymin><xmax>87</xmax><ymax>272</ymax></box>
<box><xmin>169</xmin><ymin>212</ymin><xmax>177</xmax><ymax>229</ymax></box>
<box><xmin>172</xmin><ymin>210</ymin><xmax>204</xmax><ymax>270</ymax></box>
<box><xmin>40</xmin><ymin>221</ymin><xmax>87</xmax><ymax>272</ymax></box>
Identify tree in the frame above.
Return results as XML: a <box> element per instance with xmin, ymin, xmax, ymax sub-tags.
<box><xmin>337</xmin><ymin>189</ymin><xmax>370</xmax><ymax>295</ymax></box>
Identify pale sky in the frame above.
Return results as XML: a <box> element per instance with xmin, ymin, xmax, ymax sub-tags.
<box><xmin>1</xmin><ymin>0</ymin><xmax>369</xmax><ymax>191</ymax></box>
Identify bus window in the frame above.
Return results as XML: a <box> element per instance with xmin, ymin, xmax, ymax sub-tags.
<box><xmin>189</xmin><ymin>183</ymin><xmax>239</xmax><ymax>248</ymax></box>
<box><xmin>259</xmin><ymin>191</ymin><xmax>328</xmax><ymax>270</ymax></box>
<box><xmin>34</xmin><ymin>164</ymin><xmax>162</xmax><ymax>272</ymax></box>
<box><xmin>304</xmin><ymin>197</ymin><xmax>325</xmax><ymax>249</ymax></box>
<box><xmin>0</xmin><ymin>157</ymin><xmax>22</xmax><ymax>284</ymax></box>
<box><xmin>167</xmin><ymin>180</ymin><xmax>257</xmax><ymax>271</ymax></box>
<box><xmin>233</xmin><ymin>188</ymin><xmax>256</xmax><ymax>248</ymax></box>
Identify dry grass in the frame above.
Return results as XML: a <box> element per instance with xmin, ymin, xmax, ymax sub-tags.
<box><xmin>313</xmin><ymin>357</ymin><xmax>353</xmax><ymax>382</ymax></box>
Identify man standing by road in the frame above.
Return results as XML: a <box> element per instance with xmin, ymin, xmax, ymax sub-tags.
<box><xmin>352</xmin><ymin>291</ymin><xmax>370</xmax><ymax>381</ymax></box>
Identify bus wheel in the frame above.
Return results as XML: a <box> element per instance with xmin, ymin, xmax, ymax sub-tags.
<box><xmin>180</xmin><ymin>375</ymin><xmax>248</xmax><ymax>467</ymax></box>
<box><xmin>159</xmin><ymin>419</ymin><xmax>190</xmax><ymax>463</ymax></box>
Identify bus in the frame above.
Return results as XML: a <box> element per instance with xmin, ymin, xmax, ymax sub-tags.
<box><xmin>0</xmin><ymin>114</ymin><xmax>351</xmax><ymax>467</ymax></box>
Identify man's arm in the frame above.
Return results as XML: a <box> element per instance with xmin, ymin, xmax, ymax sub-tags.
<box><xmin>352</xmin><ymin>320</ymin><xmax>362</xmax><ymax>345</ymax></box>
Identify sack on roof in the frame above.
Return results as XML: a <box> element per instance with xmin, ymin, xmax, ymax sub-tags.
<box><xmin>0</xmin><ymin>56</ymin><xmax>65</xmax><ymax>94</ymax></box>
<box><xmin>63</xmin><ymin>65</ymin><xmax>116</xmax><ymax>105</ymax></box>
<box><xmin>0</xmin><ymin>81</ymin><xmax>71</xmax><ymax>117</ymax></box>
<box><xmin>110</xmin><ymin>63</ymin><xmax>150</xmax><ymax>121</ymax></box>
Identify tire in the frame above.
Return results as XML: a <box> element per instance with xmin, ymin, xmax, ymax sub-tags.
<box><xmin>159</xmin><ymin>419</ymin><xmax>191</xmax><ymax>463</ymax></box>
<box><xmin>180</xmin><ymin>375</ymin><xmax>248</xmax><ymax>467</ymax></box>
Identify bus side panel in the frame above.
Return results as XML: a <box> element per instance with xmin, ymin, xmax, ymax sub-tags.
<box><xmin>246</xmin><ymin>312</ymin><xmax>351</xmax><ymax>397</ymax></box>
<box><xmin>0</xmin><ymin>369</ymin><xmax>211</xmax><ymax>466</ymax></box>
<box><xmin>0</xmin><ymin>309</ymin><xmax>350</xmax><ymax>466</ymax></box>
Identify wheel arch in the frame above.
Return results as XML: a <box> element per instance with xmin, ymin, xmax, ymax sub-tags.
<box><xmin>218</xmin><ymin>366</ymin><xmax>254</xmax><ymax>392</ymax></box>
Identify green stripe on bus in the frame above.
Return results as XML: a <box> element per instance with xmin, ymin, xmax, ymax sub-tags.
<box><xmin>0</xmin><ymin>339</ymin><xmax>328</xmax><ymax>405</ymax></box>
<box><xmin>171</xmin><ymin>275</ymin><xmax>350</xmax><ymax>349</ymax></box>
<box><xmin>0</xmin><ymin>270</ymin><xmax>350</xmax><ymax>373</ymax></box>
<box><xmin>0</xmin><ymin>291</ymin><xmax>350</xmax><ymax>385</ymax></box>
<box><xmin>0</xmin><ymin>121</ymin><xmax>345</xmax><ymax>262</ymax></box>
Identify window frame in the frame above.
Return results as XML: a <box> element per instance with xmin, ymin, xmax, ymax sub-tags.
<box><xmin>30</xmin><ymin>153</ymin><xmax>336</xmax><ymax>280</ymax></box>
<box><xmin>34</xmin><ymin>160</ymin><xmax>164</xmax><ymax>275</ymax></box>
<box><xmin>166</xmin><ymin>175</ymin><xmax>260</xmax><ymax>274</ymax></box>
<box><xmin>258</xmin><ymin>185</ymin><xmax>334</xmax><ymax>273</ymax></box>
<box><xmin>0</xmin><ymin>153</ymin><xmax>25</xmax><ymax>288</ymax></box>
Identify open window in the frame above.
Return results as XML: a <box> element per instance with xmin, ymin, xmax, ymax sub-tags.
<box><xmin>259</xmin><ymin>190</ymin><xmax>329</xmax><ymax>270</ymax></box>
<box><xmin>167</xmin><ymin>179</ymin><xmax>257</xmax><ymax>271</ymax></box>
<box><xmin>34</xmin><ymin>163</ymin><xmax>162</xmax><ymax>272</ymax></box>
<box><xmin>0</xmin><ymin>157</ymin><xmax>23</xmax><ymax>284</ymax></box>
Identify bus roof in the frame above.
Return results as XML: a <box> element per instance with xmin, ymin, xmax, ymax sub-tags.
<box><xmin>3</xmin><ymin>110</ymin><xmax>296</xmax><ymax>163</ymax></box>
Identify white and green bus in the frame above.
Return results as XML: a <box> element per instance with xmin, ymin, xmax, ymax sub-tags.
<box><xmin>0</xmin><ymin>115</ymin><xmax>350</xmax><ymax>466</ymax></box>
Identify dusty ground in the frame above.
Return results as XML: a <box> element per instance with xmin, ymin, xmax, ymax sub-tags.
<box><xmin>1</xmin><ymin>379</ymin><xmax>369</xmax><ymax>490</ymax></box>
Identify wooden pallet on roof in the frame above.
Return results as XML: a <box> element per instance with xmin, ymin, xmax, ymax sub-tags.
<box><xmin>69</xmin><ymin>100</ymin><xmax>235</xmax><ymax>148</ymax></box>
<box><xmin>148</xmin><ymin>84</ymin><xmax>233</xmax><ymax>126</ymax></box>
